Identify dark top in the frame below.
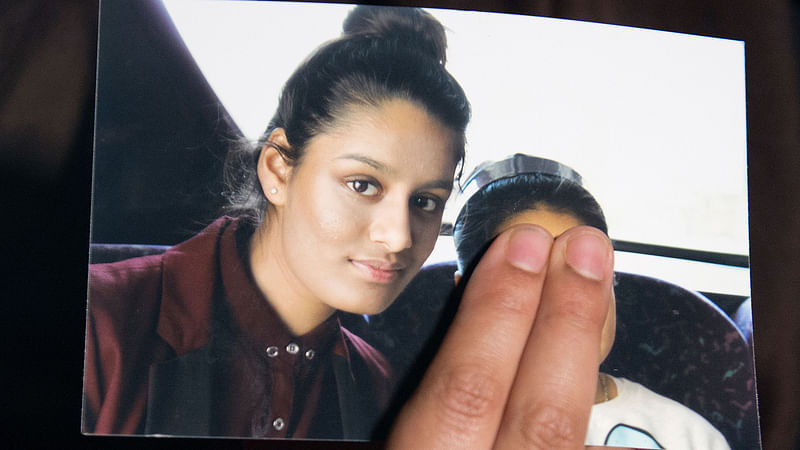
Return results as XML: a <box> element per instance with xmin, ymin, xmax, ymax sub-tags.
<box><xmin>82</xmin><ymin>217</ymin><xmax>392</xmax><ymax>439</ymax></box>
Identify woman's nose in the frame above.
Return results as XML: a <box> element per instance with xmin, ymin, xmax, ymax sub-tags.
<box><xmin>369</xmin><ymin>197</ymin><xmax>413</xmax><ymax>252</ymax></box>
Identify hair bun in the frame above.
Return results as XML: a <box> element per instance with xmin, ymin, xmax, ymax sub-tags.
<box><xmin>342</xmin><ymin>5</ymin><xmax>448</xmax><ymax>63</ymax></box>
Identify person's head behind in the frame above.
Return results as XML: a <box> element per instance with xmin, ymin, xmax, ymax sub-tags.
<box><xmin>225</xmin><ymin>5</ymin><xmax>471</xmax><ymax>224</ymax></box>
<box><xmin>453</xmin><ymin>155</ymin><xmax>615</xmax><ymax>359</ymax></box>
<box><xmin>454</xmin><ymin>166</ymin><xmax>607</xmax><ymax>275</ymax></box>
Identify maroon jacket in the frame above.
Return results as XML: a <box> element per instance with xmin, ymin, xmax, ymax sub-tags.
<box><xmin>82</xmin><ymin>217</ymin><xmax>392</xmax><ymax>438</ymax></box>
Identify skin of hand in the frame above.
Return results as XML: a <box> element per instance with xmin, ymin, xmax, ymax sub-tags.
<box><xmin>387</xmin><ymin>223</ymin><xmax>615</xmax><ymax>449</ymax></box>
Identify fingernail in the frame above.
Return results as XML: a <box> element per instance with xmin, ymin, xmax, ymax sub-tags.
<box><xmin>505</xmin><ymin>226</ymin><xmax>552</xmax><ymax>273</ymax></box>
<box><xmin>565</xmin><ymin>232</ymin><xmax>611</xmax><ymax>281</ymax></box>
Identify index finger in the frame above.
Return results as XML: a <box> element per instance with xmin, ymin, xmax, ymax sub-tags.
<box><xmin>493</xmin><ymin>226</ymin><xmax>614</xmax><ymax>449</ymax></box>
<box><xmin>386</xmin><ymin>224</ymin><xmax>553</xmax><ymax>449</ymax></box>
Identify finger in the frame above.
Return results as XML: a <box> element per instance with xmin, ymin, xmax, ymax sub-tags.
<box><xmin>387</xmin><ymin>224</ymin><xmax>554</xmax><ymax>449</ymax></box>
<box><xmin>493</xmin><ymin>226</ymin><xmax>614</xmax><ymax>449</ymax></box>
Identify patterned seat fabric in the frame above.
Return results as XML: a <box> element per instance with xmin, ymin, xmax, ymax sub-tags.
<box><xmin>89</xmin><ymin>243</ymin><xmax>170</xmax><ymax>264</ymax></box>
<box><xmin>604</xmin><ymin>272</ymin><xmax>759</xmax><ymax>449</ymax></box>
<box><xmin>352</xmin><ymin>263</ymin><xmax>760</xmax><ymax>450</ymax></box>
<box><xmin>735</xmin><ymin>297</ymin><xmax>754</xmax><ymax>348</ymax></box>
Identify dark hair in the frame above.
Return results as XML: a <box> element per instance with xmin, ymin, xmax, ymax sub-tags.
<box><xmin>224</xmin><ymin>5</ymin><xmax>471</xmax><ymax>224</ymax></box>
<box><xmin>453</xmin><ymin>172</ymin><xmax>608</xmax><ymax>273</ymax></box>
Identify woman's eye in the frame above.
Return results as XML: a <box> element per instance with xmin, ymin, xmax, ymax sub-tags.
<box><xmin>412</xmin><ymin>196</ymin><xmax>440</xmax><ymax>212</ymax></box>
<box><xmin>347</xmin><ymin>180</ymin><xmax>379</xmax><ymax>196</ymax></box>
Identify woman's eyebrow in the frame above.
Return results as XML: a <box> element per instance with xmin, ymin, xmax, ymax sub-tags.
<box><xmin>336</xmin><ymin>154</ymin><xmax>388</xmax><ymax>172</ymax></box>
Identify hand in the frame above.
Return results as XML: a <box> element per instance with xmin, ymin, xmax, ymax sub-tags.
<box><xmin>387</xmin><ymin>224</ymin><xmax>615</xmax><ymax>449</ymax></box>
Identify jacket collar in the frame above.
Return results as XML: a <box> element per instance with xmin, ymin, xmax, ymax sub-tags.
<box><xmin>154</xmin><ymin>216</ymin><xmax>344</xmax><ymax>360</ymax></box>
<box><xmin>156</xmin><ymin>217</ymin><xmax>232</xmax><ymax>354</ymax></box>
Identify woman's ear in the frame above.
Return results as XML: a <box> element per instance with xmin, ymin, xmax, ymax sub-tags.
<box><xmin>453</xmin><ymin>270</ymin><xmax>462</xmax><ymax>286</ymax></box>
<box><xmin>256</xmin><ymin>128</ymin><xmax>292</xmax><ymax>206</ymax></box>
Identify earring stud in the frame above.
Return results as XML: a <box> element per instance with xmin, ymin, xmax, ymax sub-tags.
<box><xmin>269</xmin><ymin>188</ymin><xmax>278</xmax><ymax>195</ymax></box>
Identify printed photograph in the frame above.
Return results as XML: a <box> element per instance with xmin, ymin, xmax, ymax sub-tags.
<box><xmin>84</xmin><ymin>1</ymin><xmax>756</xmax><ymax>447</ymax></box>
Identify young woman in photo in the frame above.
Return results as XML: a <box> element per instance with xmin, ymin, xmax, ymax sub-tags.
<box><xmin>83</xmin><ymin>5</ymin><xmax>469</xmax><ymax>439</ymax></box>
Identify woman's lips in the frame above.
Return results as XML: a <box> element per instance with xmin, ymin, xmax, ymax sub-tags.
<box><xmin>350</xmin><ymin>259</ymin><xmax>404</xmax><ymax>284</ymax></box>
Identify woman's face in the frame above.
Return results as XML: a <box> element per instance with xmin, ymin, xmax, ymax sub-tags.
<box><xmin>498</xmin><ymin>207</ymin><xmax>617</xmax><ymax>361</ymax></box>
<box><xmin>270</xmin><ymin>99</ymin><xmax>457</xmax><ymax>316</ymax></box>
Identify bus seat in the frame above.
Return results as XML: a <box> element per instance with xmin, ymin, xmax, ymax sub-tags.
<box><xmin>605</xmin><ymin>271</ymin><xmax>759</xmax><ymax>450</ymax></box>
<box><xmin>734</xmin><ymin>297</ymin><xmax>754</xmax><ymax>347</ymax></box>
<box><xmin>88</xmin><ymin>243</ymin><xmax>170</xmax><ymax>264</ymax></box>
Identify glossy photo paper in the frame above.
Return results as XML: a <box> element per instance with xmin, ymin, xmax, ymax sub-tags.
<box><xmin>84</xmin><ymin>1</ymin><xmax>757</xmax><ymax>447</ymax></box>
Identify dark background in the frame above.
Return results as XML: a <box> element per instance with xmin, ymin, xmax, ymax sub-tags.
<box><xmin>3</xmin><ymin>0</ymin><xmax>798</xmax><ymax>448</ymax></box>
